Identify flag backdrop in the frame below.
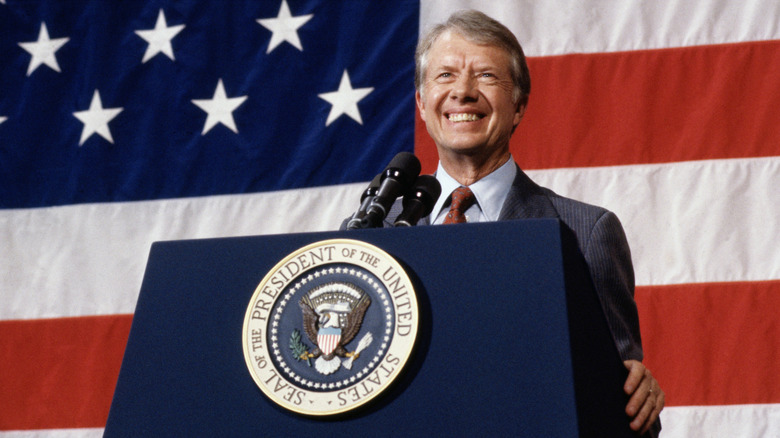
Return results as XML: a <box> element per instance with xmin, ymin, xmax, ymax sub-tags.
<box><xmin>1</xmin><ymin>0</ymin><xmax>778</xmax><ymax>436</ymax></box>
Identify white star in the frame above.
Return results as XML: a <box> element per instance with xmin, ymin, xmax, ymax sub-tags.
<box><xmin>256</xmin><ymin>0</ymin><xmax>313</xmax><ymax>53</ymax></box>
<box><xmin>73</xmin><ymin>90</ymin><xmax>124</xmax><ymax>146</ymax></box>
<box><xmin>192</xmin><ymin>79</ymin><xmax>248</xmax><ymax>135</ymax></box>
<box><xmin>18</xmin><ymin>22</ymin><xmax>70</xmax><ymax>76</ymax></box>
<box><xmin>135</xmin><ymin>9</ymin><xmax>185</xmax><ymax>63</ymax></box>
<box><xmin>0</xmin><ymin>116</ymin><xmax>7</xmax><ymax>125</ymax></box>
<box><xmin>318</xmin><ymin>70</ymin><xmax>374</xmax><ymax>126</ymax></box>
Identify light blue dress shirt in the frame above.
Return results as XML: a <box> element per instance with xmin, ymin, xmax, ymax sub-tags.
<box><xmin>430</xmin><ymin>156</ymin><xmax>517</xmax><ymax>224</ymax></box>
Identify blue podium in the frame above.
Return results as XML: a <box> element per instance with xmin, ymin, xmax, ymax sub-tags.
<box><xmin>105</xmin><ymin>219</ymin><xmax>634</xmax><ymax>436</ymax></box>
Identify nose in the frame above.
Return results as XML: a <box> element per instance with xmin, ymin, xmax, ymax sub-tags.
<box><xmin>451</xmin><ymin>75</ymin><xmax>478</xmax><ymax>102</ymax></box>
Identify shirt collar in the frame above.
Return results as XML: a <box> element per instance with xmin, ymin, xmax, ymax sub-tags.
<box><xmin>430</xmin><ymin>155</ymin><xmax>517</xmax><ymax>222</ymax></box>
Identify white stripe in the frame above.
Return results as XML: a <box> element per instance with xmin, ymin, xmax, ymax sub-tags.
<box><xmin>420</xmin><ymin>0</ymin><xmax>780</xmax><ymax>56</ymax></box>
<box><xmin>0</xmin><ymin>183</ymin><xmax>363</xmax><ymax>320</ymax></box>
<box><xmin>3</xmin><ymin>157</ymin><xmax>778</xmax><ymax>319</ymax></box>
<box><xmin>0</xmin><ymin>429</ymin><xmax>103</xmax><ymax>438</ymax></box>
<box><xmin>527</xmin><ymin>157</ymin><xmax>780</xmax><ymax>286</ymax></box>
<box><xmin>660</xmin><ymin>404</ymin><xmax>780</xmax><ymax>438</ymax></box>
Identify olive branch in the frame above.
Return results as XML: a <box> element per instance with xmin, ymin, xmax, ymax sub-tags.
<box><xmin>289</xmin><ymin>329</ymin><xmax>311</xmax><ymax>366</ymax></box>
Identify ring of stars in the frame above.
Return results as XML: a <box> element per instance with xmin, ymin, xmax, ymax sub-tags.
<box><xmin>270</xmin><ymin>265</ymin><xmax>393</xmax><ymax>391</ymax></box>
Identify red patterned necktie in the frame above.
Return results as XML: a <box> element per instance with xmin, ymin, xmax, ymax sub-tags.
<box><xmin>443</xmin><ymin>186</ymin><xmax>476</xmax><ymax>224</ymax></box>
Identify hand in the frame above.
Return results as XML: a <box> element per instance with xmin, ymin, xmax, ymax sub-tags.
<box><xmin>623</xmin><ymin>360</ymin><xmax>665</xmax><ymax>434</ymax></box>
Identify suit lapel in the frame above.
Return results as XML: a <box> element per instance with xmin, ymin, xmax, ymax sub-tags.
<box><xmin>498</xmin><ymin>165</ymin><xmax>559</xmax><ymax>221</ymax></box>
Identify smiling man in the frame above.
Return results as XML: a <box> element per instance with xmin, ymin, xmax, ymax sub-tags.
<box><xmin>416</xmin><ymin>21</ymin><xmax>525</xmax><ymax>188</ymax></box>
<box><xmin>410</xmin><ymin>10</ymin><xmax>664</xmax><ymax>436</ymax></box>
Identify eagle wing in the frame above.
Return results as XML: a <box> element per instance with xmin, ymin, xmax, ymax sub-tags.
<box><xmin>299</xmin><ymin>299</ymin><xmax>319</xmax><ymax>345</ymax></box>
<box><xmin>340</xmin><ymin>295</ymin><xmax>371</xmax><ymax>346</ymax></box>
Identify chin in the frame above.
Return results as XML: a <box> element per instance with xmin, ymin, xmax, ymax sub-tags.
<box><xmin>439</xmin><ymin>143</ymin><xmax>487</xmax><ymax>157</ymax></box>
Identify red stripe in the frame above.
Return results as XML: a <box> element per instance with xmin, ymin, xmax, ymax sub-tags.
<box><xmin>416</xmin><ymin>40</ymin><xmax>780</xmax><ymax>173</ymax></box>
<box><xmin>2</xmin><ymin>281</ymin><xmax>776</xmax><ymax>429</ymax></box>
<box><xmin>0</xmin><ymin>314</ymin><xmax>132</xmax><ymax>430</ymax></box>
<box><xmin>636</xmin><ymin>280</ymin><xmax>780</xmax><ymax>407</ymax></box>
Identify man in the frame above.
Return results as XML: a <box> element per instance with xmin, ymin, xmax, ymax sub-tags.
<box><xmin>387</xmin><ymin>9</ymin><xmax>663</xmax><ymax>435</ymax></box>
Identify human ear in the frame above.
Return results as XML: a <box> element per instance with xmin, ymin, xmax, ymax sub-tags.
<box><xmin>513</xmin><ymin>104</ymin><xmax>526</xmax><ymax>127</ymax></box>
<box><xmin>416</xmin><ymin>90</ymin><xmax>427</xmax><ymax>122</ymax></box>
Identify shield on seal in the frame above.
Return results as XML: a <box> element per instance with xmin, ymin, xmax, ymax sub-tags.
<box><xmin>317</xmin><ymin>326</ymin><xmax>342</xmax><ymax>356</ymax></box>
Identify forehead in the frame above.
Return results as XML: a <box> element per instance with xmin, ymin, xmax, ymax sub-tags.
<box><xmin>426</xmin><ymin>30</ymin><xmax>512</xmax><ymax>71</ymax></box>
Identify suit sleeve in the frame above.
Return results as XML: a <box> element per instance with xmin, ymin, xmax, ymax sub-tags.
<box><xmin>584</xmin><ymin>210</ymin><xmax>644</xmax><ymax>362</ymax></box>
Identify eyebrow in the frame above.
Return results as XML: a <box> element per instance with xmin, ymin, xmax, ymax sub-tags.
<box><xmin>433</xmin><ymin>55</ymin><xmax>505</xmax><ymax>71</ymax></box>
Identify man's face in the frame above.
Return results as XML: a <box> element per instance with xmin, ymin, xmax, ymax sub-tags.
<box><xmin>416</xmin><ymin>31</ymin><xmax>524</xmax><ymax>159</ymax></box>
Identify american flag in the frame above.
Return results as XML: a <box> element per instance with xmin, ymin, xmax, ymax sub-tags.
<box><xmin>1</xmin><ymin>0</ymin><xmax>779</xmax><ymax>436</ymax></box>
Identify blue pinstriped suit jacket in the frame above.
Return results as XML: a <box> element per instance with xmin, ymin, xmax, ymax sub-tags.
<box><xmin>377</xmin><ymin>164</ymin><xmax>644</xmax><ymax>362</ymax></box>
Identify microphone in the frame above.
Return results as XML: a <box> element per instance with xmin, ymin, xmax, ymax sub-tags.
<box><xmin>394</xmin><ymin>175</ymin><xmax>442</xmax><ymax>227</ymax></box>
<box><xmin>360</xmin><ymin>152</ymin><xmax>421</xmax><ymax>228</ymax></box>
<box><xmin>346</xmin><ymin>173</ymin><xmax>382</xmax><ymax>230</ymax></box>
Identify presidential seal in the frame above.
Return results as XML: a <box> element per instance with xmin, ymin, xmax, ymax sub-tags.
<box><xmin>242</xmin><ymin>239</ymin><xmax>418</xmax><ymax>416</ymax></box>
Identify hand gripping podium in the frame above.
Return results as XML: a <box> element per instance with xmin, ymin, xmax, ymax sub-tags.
<box><xmin>106</xmin><ymin>219</ymin><xmax>635</xmax><ymax>437</ymax></box>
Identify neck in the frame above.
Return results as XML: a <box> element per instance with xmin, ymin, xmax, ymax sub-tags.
<box><xmin>438</xmin><ymin>149</ymin><xmax>511</xmax><ymax>186</ymax></box>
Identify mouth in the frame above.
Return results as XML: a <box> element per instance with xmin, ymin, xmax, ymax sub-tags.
<box><xmin>446</xmin><ymin>112</ymin><xmax>485</xmax><ymax>123</ymax></box>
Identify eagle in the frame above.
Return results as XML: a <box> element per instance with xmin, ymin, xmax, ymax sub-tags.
<box><xmin>298</xmin><ymin>282</ymin><xmax>372</xmax><ymax>375</ymax></box>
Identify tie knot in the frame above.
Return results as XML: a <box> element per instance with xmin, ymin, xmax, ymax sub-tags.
<box><xmin>443</xmin><ymin>186</ymin><xmax>475</xmax><ymax>224</ymax></box>
<box><xmin>450</xmin><ymin>186</ymin><xmax>475</xmax><ymax>210</ymax></box>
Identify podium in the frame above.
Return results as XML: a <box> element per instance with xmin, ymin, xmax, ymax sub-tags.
<box><xmin>106</xmin><ymin>219</ymin><xmax>634</xmax><ymax>436</ymax></box>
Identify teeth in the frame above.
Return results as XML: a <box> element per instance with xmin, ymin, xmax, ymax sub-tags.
<box><xmin>448</xmin><ymin>113</ymin><xmax>481</xmax><ymax>122</ymax></box>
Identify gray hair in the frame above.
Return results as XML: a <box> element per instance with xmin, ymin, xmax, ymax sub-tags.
<box><xmin>414</xmin><ymin>10</ymin><xmax>530</xmax><ymax>107</ymax></box>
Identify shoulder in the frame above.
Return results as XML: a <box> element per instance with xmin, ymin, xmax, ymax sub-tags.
<box><xmin>533</xmin><ymin>184</ymin><xmax>622</xmax><ymax>248</ymax></box>
<box><xmin>544</xmin><ymin>187</ymin><xmax>609</xmax><ymax>223</ymax></box>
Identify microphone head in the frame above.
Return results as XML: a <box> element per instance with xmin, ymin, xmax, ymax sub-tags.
<box><xmin>382</xmin><ymin>152</ymin><xmax>421</xmax><ymax>188</ymax></box>
<box><xmin>402</xmin><ymin>174</ymin><xmax>442</xmax><ymax>216</ymax></box>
